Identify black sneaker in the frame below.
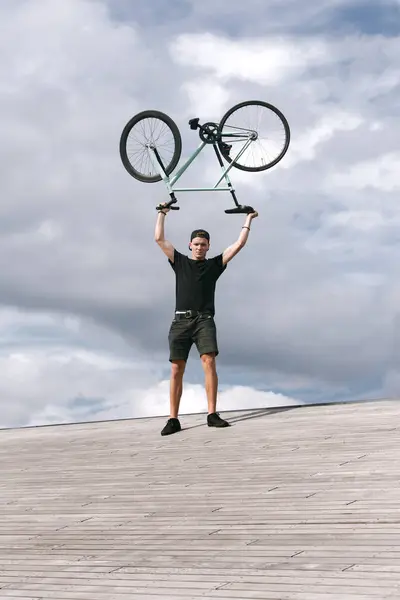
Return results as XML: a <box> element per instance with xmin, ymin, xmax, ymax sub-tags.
<box><xmin>207</xmin><ymin>412</ymin><xmax>230</xmax><ymax>428</ymax></box>
<box><xmin>161</xmin><ymin>417</ymin><xmax>181</xmax><ymax>436</ymax></box>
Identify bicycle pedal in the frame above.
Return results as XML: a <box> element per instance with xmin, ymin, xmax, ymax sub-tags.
<box><xmin>220</xmin><ymin>142</ymin><xmax>232</xmax><ymax>157</ymax></box>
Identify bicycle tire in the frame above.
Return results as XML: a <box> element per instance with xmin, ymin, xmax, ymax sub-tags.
<box><xmin>217</xmin><ymin>100</ymin><xmax>290</xmax><ymax>172</ymax></box>
<box><xmin>119</xmin><ymin>110</ymin><xmax>182</xmax><ymax>183</ymax></box>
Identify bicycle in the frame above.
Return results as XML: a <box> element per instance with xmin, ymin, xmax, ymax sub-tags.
<box><xmin>119</xmin><ymin>99</ymin><xmax>290</xmax><ymax>215</ymax></box>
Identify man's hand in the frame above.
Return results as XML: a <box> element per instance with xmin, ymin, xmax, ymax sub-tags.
<box><xmin>157</xmin><ymin>202</ymin><xmax>171</xmax><ymax>214</ymax></box>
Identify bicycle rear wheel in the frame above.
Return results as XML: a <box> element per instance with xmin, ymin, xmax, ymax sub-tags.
<box><xmin>217</xmin><ymin>100</ymin><xmax>290</xmax><ymax>172</ymax></box>
<box><xmin>119</xmin><ymin>110</ymin><xmax>182</xmax><ymax>183</ymax></box>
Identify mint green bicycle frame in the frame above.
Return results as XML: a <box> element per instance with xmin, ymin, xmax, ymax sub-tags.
<box><xmin>146</xmin><ymin>133</ymin><xmax>254</xmax><ymax>195</ymax></box>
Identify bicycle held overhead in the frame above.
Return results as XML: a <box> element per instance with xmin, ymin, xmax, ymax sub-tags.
<box><xmin>119</xmin><ymin>100</ymin><xmax>291</xmax><ymax>215</ymax></box>
<box><xmin>119</xmin><ymin>100</ymin><xmax>290</xmax><ymax>435</ymax></box>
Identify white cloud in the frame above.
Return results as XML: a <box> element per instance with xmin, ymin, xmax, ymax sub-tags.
<box><xmin>83</xmin><ymin>380</ymin><xmax>300</xmax><ymax>425</ymax></box>
<box><xmin>329</xmin><ymin>152</ymin><xmax>400</xmax><ymax>191</ymax></box>
<box><xmin>282</xmin><ymin>111</ymin><xmax>364</xmax><ymax>168</ymax></box>
<box><xmin>322</xmin><ymin>210</ymin><xmax>386</xmax><ymax>231</ymax></box>
<box><xmin>171</xmin><ymin>32</ymin><xmax>331</xmax><ymax>85</ymax></box>
<box><xmin>1</xmin><ymin>0</ymin><xmax>399</xmax><ymax>428</ymax></box>
<box><xmin>180</xmin><ymin>79</ymin><xmax>230</xmax><ymax>120</ymax></box>
<box><xmin>0</xmin><ymin>307</ymin><xmax>300</xmax><ymax>429</ymax></box>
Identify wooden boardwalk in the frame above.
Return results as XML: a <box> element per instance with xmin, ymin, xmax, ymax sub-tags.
<box><xmin>1</xmin><ymin>399</ymin><xmax>400</xmax><ymax>599</ymax></box>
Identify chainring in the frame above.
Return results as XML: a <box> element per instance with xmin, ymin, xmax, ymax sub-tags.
<box><xmin>199</xmin><ymin>122</ymin><xmax>220</xmax><ymax>144</ymax></box>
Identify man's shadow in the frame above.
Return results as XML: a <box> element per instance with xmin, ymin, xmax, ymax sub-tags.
<box><xmin>180</xmin><ymin>405</ymin><xmax>300</xmax><ymax>432</ymax></box>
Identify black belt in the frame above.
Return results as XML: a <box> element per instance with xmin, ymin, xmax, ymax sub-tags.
<box><xmin>175</xmin><ymin>310</ymin><xmax>209</xmax><ymax>319</ymax></box>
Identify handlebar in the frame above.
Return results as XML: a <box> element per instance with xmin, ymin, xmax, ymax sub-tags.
<box><xmin>224</xmin><ymin>205</ymin><xmax>255</xmax><ymax>214</ymax></box>
<box><xmin>156</xmin><ymin>196</ymin><xmax>180</xmax><ymax>212</ymax></box>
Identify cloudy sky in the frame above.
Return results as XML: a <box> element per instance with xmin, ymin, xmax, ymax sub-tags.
<box><xmin>1</xmin><ymin>0</ymin><xmax>399</xmax><ymax>428</ymax></box>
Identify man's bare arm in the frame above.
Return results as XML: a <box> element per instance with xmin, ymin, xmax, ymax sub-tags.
<box><xmin>222</xmin><ymin>210</ymin><xmax>258</xmax><ymax>265</ymax></box>
<box><xmin>155</xmin><ymin>205</ymin><xmax>175</xmax><ymax>262</ymax></box>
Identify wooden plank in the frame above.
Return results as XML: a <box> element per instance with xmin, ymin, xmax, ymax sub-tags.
<box><xmin>1</xmin><ymin>399</ymin><xmax>400</xmax><ymax>598</ymax></box>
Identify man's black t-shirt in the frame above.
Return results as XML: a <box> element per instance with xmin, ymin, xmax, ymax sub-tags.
<box><xmin>168</xmin><ymin>249</ymin><xmax>226</xmax><ymax>316</ymax></box>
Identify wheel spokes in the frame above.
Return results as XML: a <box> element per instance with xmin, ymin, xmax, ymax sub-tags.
<box><xmin>220</xmin><ymin>104</ymin><xmax>288</xmax><ymax>170</ymax></box>
<box><xmin>126</xmin><ymin>117</ymin><xmax>176</xmax><ymax>178</ymax></box>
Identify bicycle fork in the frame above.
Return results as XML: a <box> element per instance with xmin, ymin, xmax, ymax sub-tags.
<box><xmin>212</xmin><ymin>144</ymin><xmax>240</xmax><ymax>208</ymax></box>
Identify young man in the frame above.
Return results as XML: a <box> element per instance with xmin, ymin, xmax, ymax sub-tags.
<box><xmin>155</xmin><ymin>202</ymin><xmax>258</xmax><ymax>436</ymax></box>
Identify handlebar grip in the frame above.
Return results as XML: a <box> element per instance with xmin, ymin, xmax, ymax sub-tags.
<box><xmin>156</xmin><ymin>199</ymin><xmax>180</xmax><ymax>211</ymax></box>
<box><xmin>225</xmin><ymin>205</ymin><xmax>255</xmax><ymax>214</ymax></box>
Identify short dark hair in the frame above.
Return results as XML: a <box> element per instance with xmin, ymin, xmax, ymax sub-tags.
<box><xmin>190</xmin><ymin>229</ymin><xmax>210</xmax><ymax>241</ymax></box>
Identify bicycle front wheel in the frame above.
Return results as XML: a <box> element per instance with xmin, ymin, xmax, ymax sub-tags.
<box><xmin>217</xmin><ymin>100</ymin><xmax>290</xmax><ymax>172</ymax></box>
<box><xmin>119</xmin><ymin>110</ymin><xmax>182</xmax><ymax>183</ymax></box>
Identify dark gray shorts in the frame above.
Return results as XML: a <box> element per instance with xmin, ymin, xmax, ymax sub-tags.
<box><xmin>168</xmin><ymin>314</ymin><xmax>219</xmax><ymax>362</ymax></box>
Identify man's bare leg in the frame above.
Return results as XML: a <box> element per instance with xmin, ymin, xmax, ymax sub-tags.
<box><xmin>201</xmin><ymin>352</ymin><xmax>230</xmax><ymax>427</ymax></box>
<box><xmin>200</xmin><ymin>353</ymin><xmax>218</xmax><ymax>414</ymax></box>
<box><xmin>170</xmin><ymin>360</ymin><xmax>186</xmax><ymax>418</ymax></box>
